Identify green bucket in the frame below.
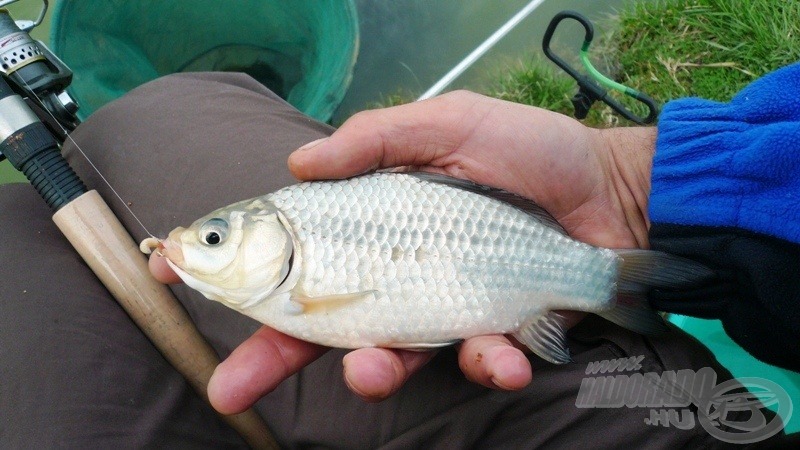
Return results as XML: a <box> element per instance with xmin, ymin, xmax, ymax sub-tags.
<box><xmin>50</xmin><ymin>0</ymin><xmax>359</xmax><ymax>122</ymax></box>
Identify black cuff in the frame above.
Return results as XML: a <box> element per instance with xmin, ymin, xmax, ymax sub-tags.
<box><xmin>648</xmin><ymin>223</ymin><xmax>800</xmax><ymax>372</ymax></box>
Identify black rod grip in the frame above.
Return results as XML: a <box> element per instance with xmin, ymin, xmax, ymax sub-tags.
<box><xmin>2</xmin><ymin>121</ymin><xmax>86</xmax><ymax>210</ymax></box>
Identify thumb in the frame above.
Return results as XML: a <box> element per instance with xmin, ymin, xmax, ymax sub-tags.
<box><xmin>148</xmin><ymin>252</ymin><xmax>183</xmax><ymax>284</ymax></box>
<box><xmin>287</xmin><ymin>94</ymin><xmax>474</xmax><ymax>181</ymax></box>
<box><xmin>287</xmin><ymin>127</ymin><xmax>383</xmax><ymax>181</ymax></box>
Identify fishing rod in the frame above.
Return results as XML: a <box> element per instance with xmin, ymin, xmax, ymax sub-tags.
<box><xmin>417</xmin><ymin>0</ymin><xmax>546</xmax><ymax>101</ymax></box>
<box><xmin>0</xmin><ymin>1</ymin><xmax>276</xmax><ymax>447</ymax></box>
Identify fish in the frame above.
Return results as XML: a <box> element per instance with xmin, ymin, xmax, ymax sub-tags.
<box><xmin>143</xmin><ymin>172</ymin><xmax>710</xmax><ymax>364</ymax></box>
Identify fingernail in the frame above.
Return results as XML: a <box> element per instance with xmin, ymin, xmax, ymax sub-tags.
<box><xmin>490</xmin><ymin>376</ymin><xmax>514</xmax><ymax>391</ymax></box>
<box><xmin>342</xmin><ymin>357</ymin><xmax>377</xmax><ymax>401</ymax></box>
<box><xmin>341</xmin><ymin>360</ymin><xmax>363</xmax><ymax>395</ymax></box>
<box><xmin>488</xmin><ymin>349</ymin><xmax>531</xmax><ymax>391</ymax></box>
<box><xmin>296</xmin><ymin>137</ymin><xmax>328</xmax><ymax>152</ymax></box>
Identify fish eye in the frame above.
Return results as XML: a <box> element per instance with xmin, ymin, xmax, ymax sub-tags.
<box><xmin>199</xmin><ymin>218</ymin><xmax>229</xmax><ymax>246</ymax></box>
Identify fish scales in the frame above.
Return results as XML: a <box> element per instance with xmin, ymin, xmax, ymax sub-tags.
<box><xmin>249</xmin><ymin>173</ymin><xmax>618</xmax><ymax>347</ymax></box>
<box><xmin>152</xmin><ymin>172</ymin><xmax>711</xmax><ymax>362</ymax></box>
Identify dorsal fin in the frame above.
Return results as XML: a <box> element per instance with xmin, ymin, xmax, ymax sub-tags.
<box><xmin>408</xmin><ymin>172</ymin><xmax>568</xmax><ymax>235</ymax></box>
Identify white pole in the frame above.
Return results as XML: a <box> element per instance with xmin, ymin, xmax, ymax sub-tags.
<box><xmin>417</xmin><ymin>0</ymin><xmax>547</xmax><ymax>101</ymax></box>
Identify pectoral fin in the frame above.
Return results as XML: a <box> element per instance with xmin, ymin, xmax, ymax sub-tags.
<box><xmin>290</xmin><ymin>290</ymin><xmax>376</xmax><ymax>314</ymax></box>
<box><xmin>513</xmin><ymin>311</ymin><xmax>572</xmax><ymax>364</ymax></box>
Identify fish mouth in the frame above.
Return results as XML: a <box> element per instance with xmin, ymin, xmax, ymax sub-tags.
<box><xmin>161</xmin><ymin>227</ymin><xmax>186</xmax><ymax>268</ymax></box>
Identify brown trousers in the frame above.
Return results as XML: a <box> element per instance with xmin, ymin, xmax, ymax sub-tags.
<box><xmin>0</xmin><ymin>73</ymin><xmax>788</xmax><ymax>449</ymax></box>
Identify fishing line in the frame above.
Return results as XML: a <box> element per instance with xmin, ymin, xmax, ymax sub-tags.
<box><xmin>20</xmin><ymin>79</ymin><xmax>158</xmax><ymax>239</ymax></box>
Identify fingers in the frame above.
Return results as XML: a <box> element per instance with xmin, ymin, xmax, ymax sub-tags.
<box><xmin>342</xmin><ymin>348</ymin><xmax>436</xmax><ymax>402</ymax></box>
<box><xmin>208</xmin><ymin>329</ymin><xmax>575</xmax><ymax>410</ymax></box>
<box><xmin>210</xmin><ymin>338</ymin><xmax>435</xmax><ymax>409</ymax></box>
<box><xmin>456</xmin><ymin>313</ymin><xmax>585</xmax><ymax>390</ymax></box>
<box><xmin>148</xmin><ymin>252</ymin><xmax>182</xmax><ymax>284</ymax></box>
<box><xmin>207</xmin><ymin>326</ymin><xmax>327</xmax><ymax>414</ymax></box>
<box><xmin>288</xmin><ymin>91</ymin><xmax>485</xmax><ymax>181</ymax></box>
<box><xmin>458</xmin><ymin>335</ymin><xmax>533</xmax><ymax>390</ymax></box>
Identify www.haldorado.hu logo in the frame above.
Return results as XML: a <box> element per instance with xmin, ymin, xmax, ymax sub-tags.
<box><xmin>575</xmin><ymin>356</ymin><xmax>793</xmax><ymax>444</ymax></box>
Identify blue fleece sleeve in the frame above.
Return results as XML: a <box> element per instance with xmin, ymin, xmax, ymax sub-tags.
<box><xmin>649</xmin><ymin>62</ymin><xmax>800</xmax><ymax>244</ymax></box>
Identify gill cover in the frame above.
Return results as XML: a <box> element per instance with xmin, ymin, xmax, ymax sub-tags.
<box><xmin>168</xmin><ymin>200</ymin><xmax>294</xmax><ymax>306</ymax></box>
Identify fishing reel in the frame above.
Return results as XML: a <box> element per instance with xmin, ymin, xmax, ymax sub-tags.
<box><xmin>0</xmin><ymin>0</ymin><xmax>78</xmax><ymax>140</ymax></box>
<box><xmin>0</xmin><ymin>0</ymin><xmax>85</xmax><ymax>210</ymax></box>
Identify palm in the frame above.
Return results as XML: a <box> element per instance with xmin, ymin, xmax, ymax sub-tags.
<box><xmin>407</xmin><ymin>99</ymin><xmax>626</xmax><ymax>247</ymax></box>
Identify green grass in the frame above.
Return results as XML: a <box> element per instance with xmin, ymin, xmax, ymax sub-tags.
<box><xmin>480</xmin><ymin>0</ymin><xmax>800</xmax><ymax>126</ymax></box>
<box><xmin>367</xmin><ymin>0</ymin><xmax>800</xmax><ymax>128</ymax></box>
<box><xmin>364</xmin><ymin>90</ymin><xmax>418</xmax><ymax>109</ymax></box>
<box><xmin>0</xmin><ymin>161</ymin><xmax>27</xmax><ymax>184</ymax></box>
<box><xmin>486</xmin><ymin>57</ymin><xmax>581</xmax><ymax>116</ymax></box>
<box><xmin>612</xmin><ymin>0</ymin><xmax>800</xmax><ymax>103</ymax></box>
<box><xmin>479</xmin><ymin>53</ymin><xmax>647</xmax><ymax>128</ymax></box>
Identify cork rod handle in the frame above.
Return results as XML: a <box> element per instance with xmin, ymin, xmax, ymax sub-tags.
<box><xmin>53</xmin><ymin>190</ymin><xmax>278</xmax><ymax>450</ymax></box>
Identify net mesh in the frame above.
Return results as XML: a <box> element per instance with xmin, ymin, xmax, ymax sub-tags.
<box><xmin>50</xmin><ymin>0</ymin><xmax>359</xmax><ymax>122</ymax></box>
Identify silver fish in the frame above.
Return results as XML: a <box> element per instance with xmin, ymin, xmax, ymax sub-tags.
<box><xmin>149</xmin><ymin>172</ymin><xmax>706</xmax><ymax>363</ymax></box>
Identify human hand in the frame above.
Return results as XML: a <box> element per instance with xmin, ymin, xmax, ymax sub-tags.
<box><xmin>150</xmin><ymin>90</ymin><xmax>656</xmax><ymax>412</ymax></box>
<box><xmin>286</xmin><ymin>90</ymin><xmax>657</xmax><ymax>399</ymax></box>
<box><xmin>290</xmin><ymin>90</ymin><xmax>655</xmax><ymax>248</ymax></box>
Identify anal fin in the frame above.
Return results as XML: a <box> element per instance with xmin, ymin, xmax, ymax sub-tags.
<box><xmin>513</xmin><ymin>311</ymin><xmax>572</xmax><ymax>364</ymax></box>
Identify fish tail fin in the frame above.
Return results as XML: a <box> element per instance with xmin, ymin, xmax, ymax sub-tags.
<box><xmin>596</xmin><ymin>249</ymin><xmax>714</xmax><ymax>335</ymax></box>
<box><xmin>614</xmin><ymin>249</ymin><xmax>714</xmax><ymax>293</ymax></box>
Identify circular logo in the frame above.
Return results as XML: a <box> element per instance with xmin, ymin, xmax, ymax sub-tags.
<box><xmin>698</xmin><ymin>377</ymin><xmax>792</xmax><ymax>444</ymax></box>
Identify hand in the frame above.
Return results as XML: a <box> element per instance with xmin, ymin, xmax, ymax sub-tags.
<box><xmin>150</xmin><ymin>90</ymin><xmax>656</xmax><ymax>413</ymax></box>
<box><xmin>290</xmin><ymin>91</ymin><xmax>655</xmax><ymax>248</ymax></box>
<box><xmin>287</xmin><ymin>90</ymin><xmax>656</xmax><ymax>398</ymax></box>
